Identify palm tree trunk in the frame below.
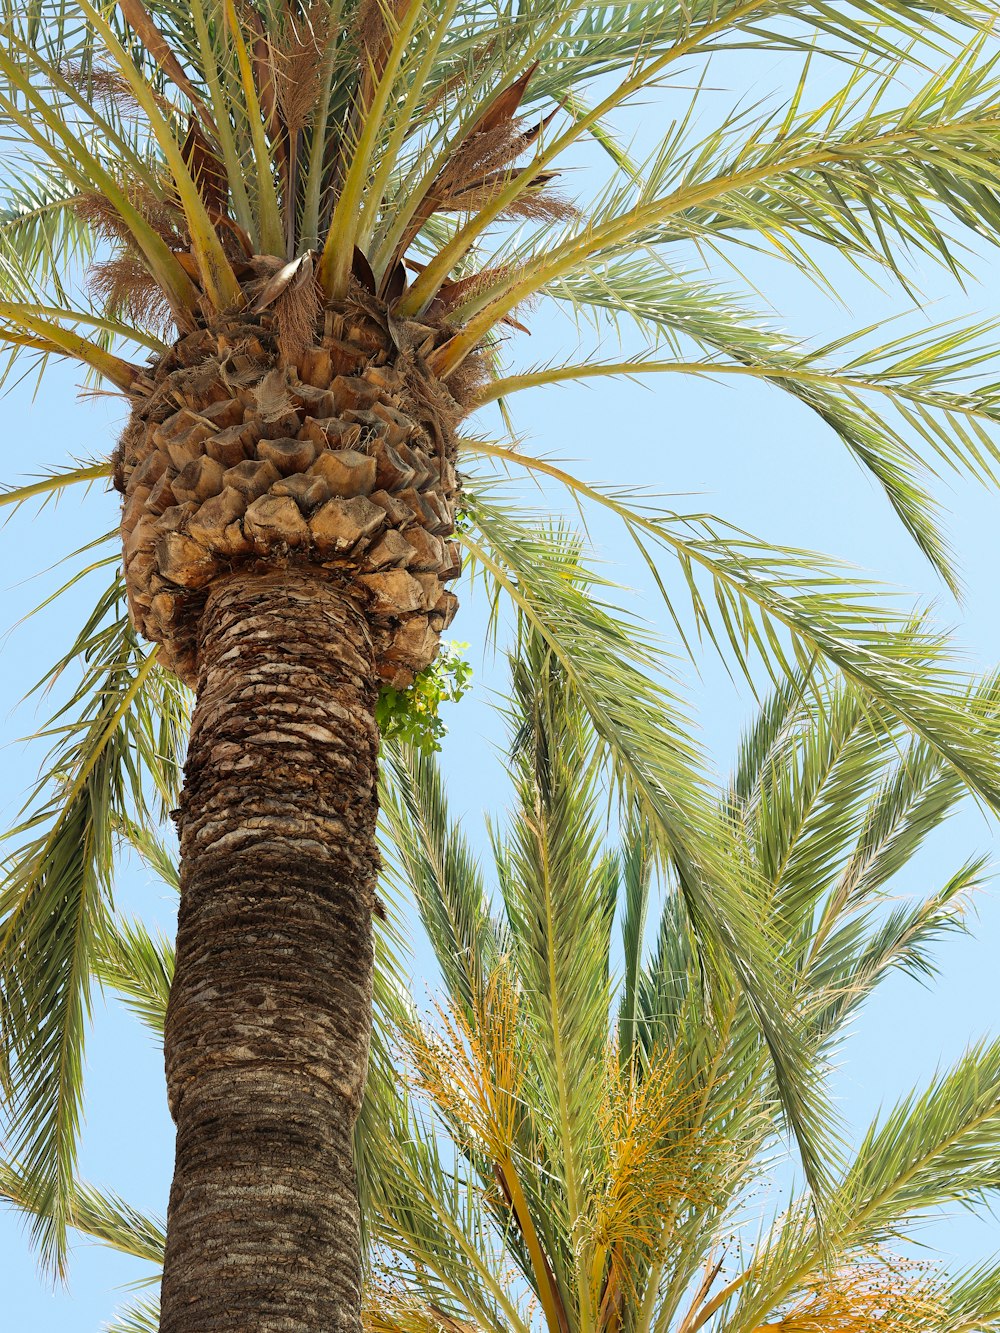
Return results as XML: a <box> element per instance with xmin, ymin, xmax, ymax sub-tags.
<box><xmin>159</xmin><ymin>567</ymin><xmax>380</xmax><ymax>1333</ymax></box>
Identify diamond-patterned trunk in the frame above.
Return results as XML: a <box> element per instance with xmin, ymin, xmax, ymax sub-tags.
<box><xmin>118</xmin><ymin>299</ymin><xmax>464</xmax><ymax>1331</ymax></box>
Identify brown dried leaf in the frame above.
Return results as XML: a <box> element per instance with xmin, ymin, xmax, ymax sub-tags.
<box><xmin>239</xmin><ymin>1</ymin><xmax>285</xmax><ymax>150</ymax></box>
<box><xmin>180</xmin><ymin>117</ymin><xmax>229</xmax><ymax>218</ymax></box>
<box><xmin>250</xmin><ymin>252</ymin><xmax>312</xmax><ymax>313</ymax></box>
<box><xmin>381</xmin><ymin>260</ymin><xmax>407</xmax><ymax>305</ymax></box>
<box><xmin>251</xmin><ymin>367</ymin><xmax>296</xmax><ymax>420</ymax></box>
<box><xmin>352</xmin><ymin>246</ymin><xmax>378</xmax><ymax>294</ymax></box>
<box><xmin>89</xmin><ymin>250</ymin><xmax>175</xmax><ymax>337</ymax></box>
<box><xmin>117</xmin><ymin>0</ymin><xmax>211</xmax><ymax>123</ymax></box>
<box><xmin>471</xmin><ymin>62</ymin><xmax>538</xmax><ymax>138</ymax></box>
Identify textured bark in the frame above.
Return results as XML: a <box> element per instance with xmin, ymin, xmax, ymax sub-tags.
<box><xmin>160</xmin><ymin>568</ymin><xmax>379</xmax><ymax>1333</ymax></box>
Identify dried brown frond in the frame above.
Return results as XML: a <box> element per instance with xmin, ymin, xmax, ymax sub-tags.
<box><xmin>88</xmin><ymin>250</ymin><xmax>175</xmax><ymax>338</ymax></box>
<box><xmin>438</xmin><ymin>121</ymin><xmax>530</xmax><ymax>202</ymax></box>
<box><xmin>250</xmin><ymin>366</ymin><xmax>296</xmax><ymax>420</ymax></box>
<box><xmin>355</xmin><ymin>0</ymin><xmax>409</xmax><ymax>71</ymax></box>
<box><xmin>403</xmin><ymin>964</ymin><xmax>527</xmax><ymax>1160</ymax></box>
<box><xmin>423</xmin><ymin>265</ymin><xmax>510</xmax><ymax>315</ymax></box>
<box><xmin>441</xmin><ymin>172</ymin><xmax>577</xmax><ymax>225</ymax></box>
<box><xmin>60</xmin><ymin>61</ymin><xmax>140</xmax><ymax>116</ymax></box>
<box><xmin>437</xmin><ymin>342</ymin><xmax>490</xmax><ymax>415</ymax></box>
<box><xmin>759</xmin><ymin>1256</ymin><xmax>944</xmax><ymax>1332</ymax></box>
<box><xmin>59</xmin><ymin>59</ymin><xmax>178</xmax><ymax>118</ymax></box>
<box><xmin>237</xmin><ymin>2</ymin><xmax>284</xmax><ymax>150</ymax></box>
<box><xmin>76</xmin><ymin>183</ymin><xmax>187</xmax><ymax>336</ymax></box>
<box><xmin>181</xmin><ymin>119</ymin><xmax>229</xmax><ymax>218</ymax></box>
<box><xmin>276</xmin><ymin>271</ymin><xmax>322</xmax><ymax>365</ymax></box>
<box><xmin>73</xmin><ymin>184</ymin><xmax>187</xmax><ymax>250</ymax></box>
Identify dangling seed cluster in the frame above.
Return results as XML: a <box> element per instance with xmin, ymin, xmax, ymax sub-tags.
<box><xmin>118</xmin><ymin>299</ymin><xmax>464</xmax><ymax>688</ymax></box>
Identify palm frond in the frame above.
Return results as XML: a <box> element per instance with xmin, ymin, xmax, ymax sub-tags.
<box><xmin>0</xmin><ymin>570</ymin><xmax>187</xmax><ymax>1272</ymax></box>
<box><xmin>460</xmin><ymin>496</ymin><xmax>835</xmax><ymax>1198</ymax></box>
<box><xmin>0</xmin><ymin>1158</ymin><xmax>164</xmax><ymax>1263</ymax></box>
<box><xmin>103</xmin><ymin>1296</ymin><xmax>162</xmax><ymax>1333</ymax></box>
<box><xmin>0</xmin><ymin>458</ymin><xmax>111</xmax><ymax>519</ymax></box>
<box><xmin>381</xmin><ymin>742</ymin><xmax>500</xmax><ymax>1019</ymax></box>
<box><xmin>93</xmin><ymin>913</ymin><xmax>174</xmax><ymax>1041</ymax></box>
<box><xmin>616</xmin><ymin>812</ymin><xmax>653</xmax><ymax>1075</ymax></box>
<box><xmin>536</xmin><ymin>263</ymin><xmax>1000</xmax><ymax>589</ymax></box>
<box><xmin>806</xmin><ymin>857</ymin><xmax>981</xmax><ymax>1042</ymax></box>
<box><xmin>722</xmin><ymin>1036</ymin><xmax>1000</xmax><ymax>1332</ymax></box>
<box><xmin>464</xmin><ymin>450</ymin><xmax>1000</xmax><ymax>814</ymax></box>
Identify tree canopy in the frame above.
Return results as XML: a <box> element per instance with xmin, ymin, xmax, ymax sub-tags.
<box><xmin>4</xmin><ymin>0</ymin><xmax>1000</xmax><ymax>1270</ymax></box>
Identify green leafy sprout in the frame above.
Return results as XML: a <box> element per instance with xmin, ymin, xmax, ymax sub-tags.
<box><xmin>377</xmin><ymin>642</ymin><xmax>473</xmax><ymax>753</ymax></box>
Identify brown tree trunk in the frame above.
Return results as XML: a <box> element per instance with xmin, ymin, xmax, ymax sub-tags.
<box><xmin>159</xmin><ymin>568</ymin><xmax>380</xmax><ymax>1333</ymax></box>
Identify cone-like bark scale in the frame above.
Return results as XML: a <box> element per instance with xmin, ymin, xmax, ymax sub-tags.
<box><xmin>118</xmin><ymin>297</ymin><xmax>463</xmax><ymax>688</ymax></box>
<box><xmin>160</xmin><ymin>569</ymin><xmax>379</xmax><ymax>1333</ymax></box>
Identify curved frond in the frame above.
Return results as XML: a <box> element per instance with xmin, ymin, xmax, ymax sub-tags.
<box><xmin>0</xmin><ymin>571</ymin><xmax>187</xmax><ymax>1272</ymax></box>
<box><xmin>460</xmin><ymin>495</ymin><xmax>835</xmax><ymax>1197</ymax></box>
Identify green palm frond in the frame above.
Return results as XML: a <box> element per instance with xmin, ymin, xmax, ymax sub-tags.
<box><xmin>372</xmin><ymin>635</ymin><xmax>1000</xmax><ymax>1333</ymax></box>
<box><xmin>0</xmin><ymin>166</ymin><xmax>96</xmax><ymax>305</ymax></box>
<box><xmin>93</xmin><ymin>913</ymin><xmax>174</xmax><ymax>1041</ymax></box>
<box><xmin>616</xmin><ymin>812</ymin><xmax>654</xmax><ymax>1075</ymax></box>
<box><xmin>943</xmin><ymin>1259</ymin><xmax>1000</xmax><ymax>1333</ymax></box>
<box><xmin>102</xmin><ymin>1296</ymin><xmax>162</xmax><ymax>1333</ymax></box>
<box><xmin>113</xmin><ymin>813</ymin><xmax>180</xmax><ymax>894</ymax></box>
<box><xmin>0</xmin><ymin>570</ymin><xmax>187</xmax><ymax>1272</ymax></box>
<box><xmin>717</xmin><ymin>1034</ymin><xmax>1000</xmax><ymax>1333</ymax></box>
<box><xmin>0</xmin><ymin>458</ymin><xmax>112</xmax><ymax>518</ymax></box>
<box><xmin>381</xmin><ymin>744</ymin><xmax>500</xmax><ymax>1019</ymax></box>
<box><xmin>806</xmin><ymin>857</ymin><xmax>981</xmax><ymax>1041</ymax></box>
<box><xmin>535</xmin><ymin>263</ymin><xmax>1000</xmax><ymax>591</ymax></box>
<box><xmin>0</xmin><ymin>1159</ymin><xmax>164</xmax><ymax>1263</ymax></box>
<box><xmin>464</xmin><ymin>455</ymin><xmax>1000</xmax><ymax>812</ymax></box>
<box><xmin>461</xmin><ymin>500</ymin><xmax>835</xmax><ymax>1197</ymax></box>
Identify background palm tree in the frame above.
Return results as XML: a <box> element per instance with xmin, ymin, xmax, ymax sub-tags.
<box><xmin>5</xmin><ymin>0</ymin><xmax>1000</xmax><ymax>1326</ymax></box>
<box><xmin>360</xmin><ymin>611</ymin><xmax>1000</xmax><ymax>1333</ymax></box>
<box><xmin>4</xmin><ymin>611</ymin><xmax>1000</xmax><ymax>1333</ymax></box>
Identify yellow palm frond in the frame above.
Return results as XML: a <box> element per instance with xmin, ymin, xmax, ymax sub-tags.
<box><xmin>755</xmin><ymin>1257</ymin><xmax>943</xmax><ymax>1332</ymax></box>
<box><xmin>405</xmin><ymin>964</ymin><xmax>526</xmax><ymax>1159</ymax></box>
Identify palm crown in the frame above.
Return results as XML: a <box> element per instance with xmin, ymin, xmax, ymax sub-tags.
<box><xmin>6</xmin><ymin>0</ymin><xmax>1000</xmax><ymax>1287</ymax></box>
<box><xmin>5</xmin><ymin>623</ymin><xmax>1000</xmax><ymax>1333</ymax></box>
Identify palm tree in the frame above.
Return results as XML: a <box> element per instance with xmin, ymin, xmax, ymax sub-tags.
<box><xmin>364</xmin><ymin>626</ymin><xmax>1000</xmax><ymax>1333</ymax></box>
<box><xmin>4</xmin><ymin>617</ymin><xmax>1000</xmax><ymax>1333</ymax></box>
<box><xmin>4</xmin><ymin>0</ymin><xmax>1000</xmax><ymax>1326</ymax></box>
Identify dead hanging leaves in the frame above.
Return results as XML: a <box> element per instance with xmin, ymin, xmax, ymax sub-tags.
<box><xmin>117</xmin><ymin>0</ymin><xmax>209</xmax><ymax>117</ymax></box>
<box><xmin>180</xmin><ymin>119</ymin><xmax>229</xmax><ymax>220</ymax></box>
<box><xmin>75</xmin><ymin>185</ymin><xmax>186</xmax><ymax>334</ymax></box>
<box><xmin>386</xmin><ymin>63</ymin><xmax>574</xmax><ymax>283</ymax></box>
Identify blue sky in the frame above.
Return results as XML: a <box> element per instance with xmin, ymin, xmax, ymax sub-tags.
<box><xmin>4</xmin><ymin>35</ymin><xmax>1000</xmax><ymax>1331</ymax></box>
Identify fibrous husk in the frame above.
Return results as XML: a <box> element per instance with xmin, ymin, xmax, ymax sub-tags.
<box><xmin>119</xmin><ymin>294</ymin><xmax>471</xmax><ymax>688</ymax></box>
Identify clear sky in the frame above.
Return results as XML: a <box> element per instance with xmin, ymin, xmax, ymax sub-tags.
<box><xmin>4</xmin><ymin>36</ymin><xmax>1000</xmax><ymax>1331</ymax></box>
